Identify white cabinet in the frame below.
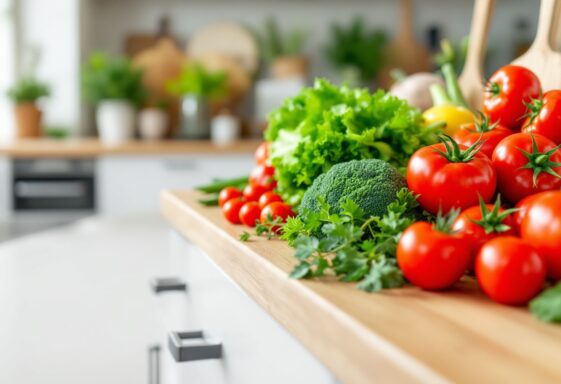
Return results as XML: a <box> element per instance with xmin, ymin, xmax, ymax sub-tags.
<box><xmin>96</xmin><ymin>154</ymin><xmax>253</xmax><ymax>214</ymax></box>
<box><xmin>159</xmin><ymin>231</ymin><xmax>336</xmax><ymax>384</ymax></box>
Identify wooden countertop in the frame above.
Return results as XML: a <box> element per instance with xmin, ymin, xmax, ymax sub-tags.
<box><xmin>161</xmin><ymin>190</ymin><xmax>561</xmax><ymax>384</ymax></box>
<box><xmin>0</xmin><ymin>138</ymin><xmax>260</xmax><ymax>158</ymax></box>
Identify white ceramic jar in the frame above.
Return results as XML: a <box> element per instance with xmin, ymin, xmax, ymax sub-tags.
<box><xmin>139</xmin><ymin>108</ymin><xmax>168</xmax><ymax>141</ymax></box>
<box><xmin>96</xmin><ymin>100</ymin><xmax>136</xmax><ymax>145</ymax></box>
<box><xmin>210</xmin><ymin>113</ymin><xmax>241</xmax><ymax>145</ymax></box>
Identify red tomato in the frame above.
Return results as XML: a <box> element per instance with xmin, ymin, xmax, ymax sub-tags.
<box><xmin>492</xmin><ymin>132</ymin><xmax>561</xmax><ymax>203</ymax></box>
<box><xmin>522</xmin><ymin>90</ymin><xmax>561</xmax><ymax>144</ymax></box>
<box><xmin>260</xmin><ymin>202</ymin><xmax>295</xmax><ymax>232</ymax></box>
<box><xmin>397</xmin><ymin>221</ymin><xmax>472</xmax><ymax>290</ymax></box>
<box><xmin>222</xmin><ymin>197</ymin><xmax>244</xmax><ymax>224</ymax></box>
<box><xmin>407</xmin><ymin>136</ymin><xmax>496</xmax><ymax>215</ymax></box>
<box><xmin>249</xmin><ymin>164</ymin><xmax>277</xmax><ymax>190</ymax></box>
<box><xmin>243</xmin><ymin>184</ymin><xmax>269</xmax><ymax>202</ymax></box>
<box><xmin>258</xmin><ymin>191</ymin><xmax>283</xmax><ymax>208</ymax></box>
<box><xmin>483</xmin><ymin>65</ymin><xmax>541</xmax><ymax>130</ymax></box>
<box><xmin>239</xmin><ymin>202</ymin><xmax>261</xmax><ymax>227</ymax></box>
<box><xmin>218</xmin><ymin>187</ymin><xmax>243</xmax><ymax>207</ymax></box>
<box><xmin>475</xmin><ymin>237</ymin><xmax>546</xmax><ymax>305</ymax></box>
<box><xmin>519</xmin><ymin>191</ymin><xmax>561</xmax><ymax>280</ymax></box>
<box><xmin>255</xmin><ymin>142</ymin><xmax>270</xmax><ymax>165</ymax></box>
<box><xmin>513</xmin><ymin>193</ymin><xmax>542</xmax><ymax>233</ymax></box>
<box><xmin>453</xmin><ymin>118</ymin><xmax>512</xmax><ymax>159</ymax></box>
<box><xmin>452</xmin><ymin>197</ymin><xmax>517</xmax><ymax>257</ymax></box>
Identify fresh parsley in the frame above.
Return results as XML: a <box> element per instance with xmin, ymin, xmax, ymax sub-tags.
<box><xmin>530</xmin><ymin>283</ymin><xmax>561</xmax><ymax>323</ymax></box>
<box><xmin>285</xmin><ymin>188</ymin><xmax>419</xmax><ymax>292</ymax></box>
<box><xmin>239</xmin><ymin>231</ymin><xmax>251</xmax><ymax>242</ymax></box>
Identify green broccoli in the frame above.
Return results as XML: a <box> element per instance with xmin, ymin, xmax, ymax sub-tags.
<box><xmin>300</xmin><ymin>159</ymin><xmax>407</xmax><ymax>217</ymax></box>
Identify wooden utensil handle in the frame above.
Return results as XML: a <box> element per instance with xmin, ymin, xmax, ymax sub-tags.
<box><xmin>534</xmin><ymin>0</ymin><xmax>559</xmax><ymax>48</ymax></box>
<box><xmin>398</xmin><ymin>0</ymin><xmax>414</xmax><ymax>38</ymax></box>
<box><xmin>463</xmin><ymin>0</ymin><xmax>496</xmax><ymax>76</ymax></box>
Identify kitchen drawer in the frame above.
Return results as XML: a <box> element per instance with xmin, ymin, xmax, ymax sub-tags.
<box><xmin>97</xmin><ymin>154</ymin><xmax>253</xmax><ymax>214</ymax></box>
<box><xmin>166</xmin><ymin>231</ymin><xmax>336</xmax><ymax>384</ymax></box>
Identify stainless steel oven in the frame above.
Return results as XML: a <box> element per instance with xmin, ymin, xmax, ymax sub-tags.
<box><xmin>7</xmin><ymin>158</ymin><xmax>96</xmax><ymax>239</ymax></box>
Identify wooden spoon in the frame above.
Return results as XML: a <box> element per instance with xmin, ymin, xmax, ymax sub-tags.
<box><xmin>458</xmin><ymin>0</ymin><xmax>496</xmax><ymax>110</ymax></box>
<box><xmin>512</xmin><ymin>0</ymin><xmax>561</xmax><ymax>91</ymax></box>
<box><xmin>379</xmin><ymin>0</ymin><xmax>431</xmax><ymax>88</ymax></box>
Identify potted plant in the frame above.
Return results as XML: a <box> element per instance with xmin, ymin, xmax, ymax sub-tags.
<box><xmin>138</xmin><ymin>100</ymin><xmax>169</xmax><ymax>141</ymax></box>
<box><xmin>259</xmin><ymin>17</ymin><xmax>309</xmax><ymax>80</ymax></box>
<box><xmin>7</xmin><ymin>77</ymin><xmax>50</xmax><ymax>138</ymax></box>
<box><xmin>81</xmin><ymin>53</ymin><xmax>145</xmax><ymax>145</ymax></box>
<box><xmin>167</xmin><ymin>63</ymin><xmax>227</xmax><ymax>139</ymax></box>
<box><xmin>324</xmin><ymin>18</ymin><xmax>387</xmax><ymax>87</ymax></box>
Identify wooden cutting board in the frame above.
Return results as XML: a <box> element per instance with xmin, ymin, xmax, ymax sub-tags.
<box><xmin>458</xmin><ymin>0</ymin><xmax>496</xmax><ymax>109</ymax></box>
<box><xmin>380</xmin><ymin>0</ymin><xmax>432</xmax><ymax>88</ymax></box>
<box><xmin>124</xmin><ymin>16</ymin><xmax>180</xmax><ymax>57</ymax></box>
<box><xmin>187</xmin><ymin>22</ymin><xmax>259</xmax><ymax>75</ymax></box>
<box><xmin>133</xmin><ymin>38</ymin><xmax>187</xmax><ymax>136</ymax></box>
<box><xmin>512</xmin><ymin>0</ymin><xmax>561</xmax><ymax>91</ymax></box>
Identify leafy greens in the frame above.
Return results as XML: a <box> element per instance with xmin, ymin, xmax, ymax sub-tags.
<box><xmin>282</xmin><ymin>188</ymin><xmax>420</xmax><ymax>292</ymax></box>
<box><xmin>265</xmin><ymin>79</ymin><xmax>438</xmax><ymax>205</ymax></box>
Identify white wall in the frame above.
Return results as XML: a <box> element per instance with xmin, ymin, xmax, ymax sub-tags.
<box><xmin>0</xmin><ymin>0</ymin><xmax>16</xmax><ymax>141</ymax></box>
<box><xmin>19</xmin><ymin>0</ymin><xmax>82</xmax><ymax>136</ymax></box>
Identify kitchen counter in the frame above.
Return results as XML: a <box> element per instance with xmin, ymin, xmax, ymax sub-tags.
<box><xmin>0</xmin><ymin>138</ymin><xmax>260</xmax><ymax>158</ymax></box>
<box><xmin>161</xmin><ymin>190</ymin><xmax>561</xmax><ymax>384</ymax></box>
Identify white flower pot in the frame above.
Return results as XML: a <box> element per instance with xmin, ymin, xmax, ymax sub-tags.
<box><xmin>96</xmin><ymin>100</ymin><xmax>136</xmax><ymax>145</ymax></box>
<box><xmin>139</xmin><ymin>108</ymin><xmax>168</xmax><ymax>141</ymax></box>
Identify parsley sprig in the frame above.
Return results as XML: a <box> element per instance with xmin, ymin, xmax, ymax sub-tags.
<box><xmin>283</xmin><ymin>188</ymin><xmax>419</xmax><ymax>292</ymax></box>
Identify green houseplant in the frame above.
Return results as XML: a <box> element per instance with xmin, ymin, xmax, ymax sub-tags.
<box><xmin>167</xmin><ymin>63</ymin><xmax>227</xmax><ymax>139</ymax></box>
<box><xmin>324</xmin><ymin>18</ymin><xmax>387</xmax><ymax>87</ymax></box>
<box><xmin>258</xmin><ymin>17</ymin><xmax>309</xmax><ymax>79</ymax></box>
<box><xmin>81</xmin><ymin>53</ymin><xmax>145</xmax><ymax>145</ymax></box>
<box><xmin>7</xmin><ymin>77</ymin><xmax>50</xmax><ymax>138</ymax></box>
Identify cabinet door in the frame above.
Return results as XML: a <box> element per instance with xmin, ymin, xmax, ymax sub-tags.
<box><xmin>163</xmin><ymin>232</ymin><xmax>336</xmax><ymax>384</ymax></box>
<box><xmin>97</xmin><ymin>154</ymin><xmax>253</xmax><ymax>215</ymax></box>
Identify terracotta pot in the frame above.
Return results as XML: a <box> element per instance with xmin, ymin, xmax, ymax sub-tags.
<box><xmin>271</xmin><ymin>56</ymin><xmax>309</xmax><ymax>80</ymax></box>
<box><xmin>14</xmin><ymin>103</ymin><xmax>42</xmax><ymax>138</ymax></box>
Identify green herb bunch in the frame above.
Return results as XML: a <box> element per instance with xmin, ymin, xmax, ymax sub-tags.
<box><xmin>7</xmin><ymin>77</ymin><xmax>50</xmax><ymax>104</ymax></box>
<box><xmin>324</xmin><ymin>18</ymin><xmax>387</xmax><ymax>83</ymax></box>
<box><xmin>282</xmin><ymin>188</ymin><xmax>419</xmax><ymax>292</ymax></box>
<box><xmin>265</xmin><ymin>78</ymin><xmax>439</xmax><ymax>205</ymax></box>
<box><xmin>258</xmin><ymin>17</ymin><xmax>308</xmax><ymax>63</ymax></box>
<box><xmin>81</xmin><ymin>52</ymin><xmax>145</xmax><ymax>106</ymax></box>
<box><xmin>167</xmin><ymin>63</ymin><xmax>227</xmax><ymax>101</ymax></box>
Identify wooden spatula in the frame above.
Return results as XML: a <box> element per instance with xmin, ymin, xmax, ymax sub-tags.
<box><xmin>458</xmin><ymin>0</ymin><xmax>496</xmax><ymax>110</ymax></box>
<box><xmin>379</xmin><ymin>0</ymin><xmax>431</xmax><ymax>88</ymax></box>
<box><xmin>512</xmin><ymin>0</ymin><xmax>561</xmax><ymax>91</ymax></box>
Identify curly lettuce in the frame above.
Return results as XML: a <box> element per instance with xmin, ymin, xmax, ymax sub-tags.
<box><xmin>265</xmin><ymin>78</ymin><xmax>439</xmax><ymax>205</ymax></box>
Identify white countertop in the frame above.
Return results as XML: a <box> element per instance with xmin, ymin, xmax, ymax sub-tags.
<box><xmin>0</xmin><ymin>215</ymin><xmax>170</xmax><ymax>384</ymax></box>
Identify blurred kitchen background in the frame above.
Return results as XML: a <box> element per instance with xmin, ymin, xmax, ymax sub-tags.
<box><xmin>0</xmin><ymin>0</ymin><xmax>546</xmax><ymax>241</ymax></box>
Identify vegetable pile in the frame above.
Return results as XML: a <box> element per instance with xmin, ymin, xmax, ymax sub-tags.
<box><xmin>198</xmin><ymin>64</ymin><xmax>561</xmax><ymax>325</ymax></box>
<box><xmin>265</xmin><ymin>78</ymin><xmax>439</xmax><ymax>204</ymax></box>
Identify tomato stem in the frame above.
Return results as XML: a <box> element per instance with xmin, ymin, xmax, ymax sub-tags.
<box><xmin>433</xmin><ymin>209</ymin><xmax>461</xmax><ymax>234</ymax></box>
<box><xmin>471</xmin><ymin>195</ymin><xmax>517</xmax><ymax>235</ymax></box>
<box><xmin>434</xmin><ymin>135</ymin><xmax>484</xmax><ymax>163</ymax></box>
<box><xmin>519</xmin><ymin>134</ymin><xmax>561</xmax><ymax>186</ymax></box>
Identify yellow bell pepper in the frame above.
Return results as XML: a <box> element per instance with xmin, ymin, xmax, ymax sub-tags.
<box><xmin>423</xmin><ymin>104</ymin><xmax>475</xmax><ymax>135</ymax></box>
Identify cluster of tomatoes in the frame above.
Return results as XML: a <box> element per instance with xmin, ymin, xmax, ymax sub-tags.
<box><xmin>398</xmin><ymin>65</ymin><xmax>561</xmax><ymax>306</ymax></box>
<box><xmin>219</xmin><ymin>142</ymin><xmax>295</xmax><ymax>229</ymax></box>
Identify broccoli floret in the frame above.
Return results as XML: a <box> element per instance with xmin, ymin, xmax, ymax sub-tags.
<box><xmin>300</xmin><ymin>159</ymin><xmax>407</xmax><ymax>217</ymax></box>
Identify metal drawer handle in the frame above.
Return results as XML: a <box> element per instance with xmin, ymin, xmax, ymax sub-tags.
<box><xmin>148</xmin><ymin>344</ymin><xmax>160</xmax><ymax>384</ymax></box>
<box><xmin>150</xmin><ymin>277</ymin><xmax>187</xmax><ymax>293</ymax></box>
<box><xmin>168</xmin><ymin>331</ymin><xmax>222</xmax><ymax>362</ymax></box>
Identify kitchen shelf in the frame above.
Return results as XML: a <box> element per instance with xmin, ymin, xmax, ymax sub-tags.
<box><xmin>161</xmin><ymin>189</ymin><xmax>561</xmax><ymax>384</ymax></box>
<box><xmin>0</xmin><ymin>138</ymin><xmax>260</xmax><ymax>158</ymax></box>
